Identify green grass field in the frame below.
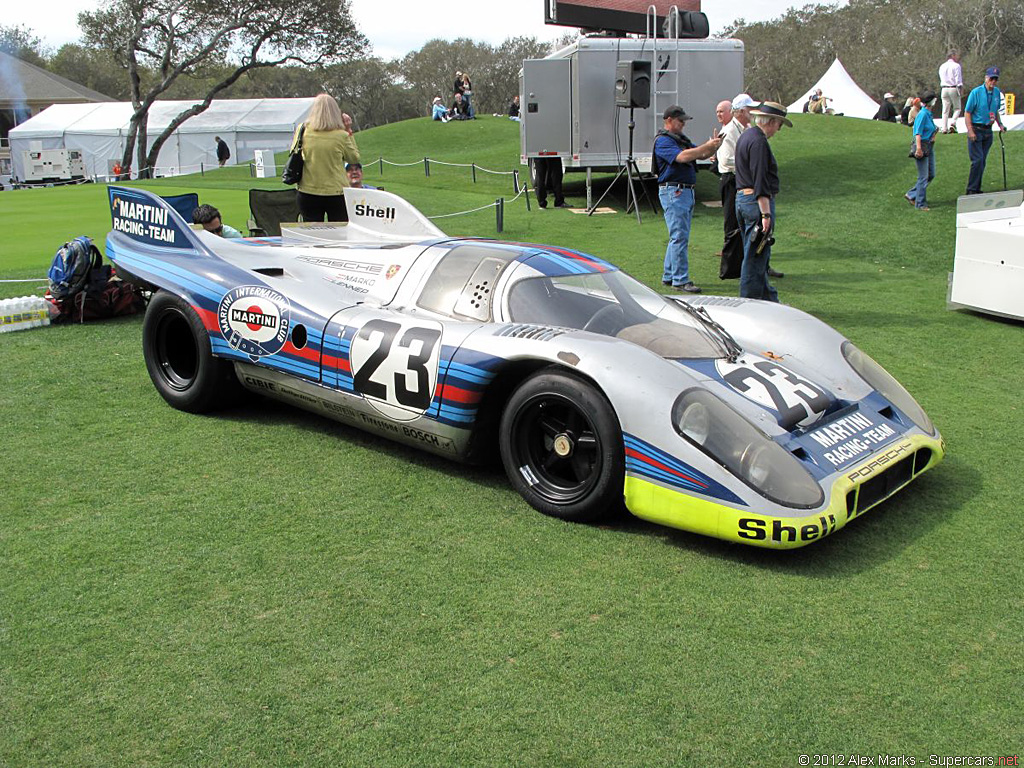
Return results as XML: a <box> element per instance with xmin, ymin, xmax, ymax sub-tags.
<box><xmin>1</xmin><ymin>115</ymin><xmax>1022</xmax><ymax>766</ymax></box>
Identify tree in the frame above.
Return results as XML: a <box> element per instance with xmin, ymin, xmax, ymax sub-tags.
<box><xmin>0</xmin><ymin>24</ymin><xmax>47</xmax><ymax>68</ymax></box>
<box><xmin>79</xmin><ymin>0</ymin><xmax>367</xmax><ymax>177</ymax></box>
<box><xmin>49</xmin><ymin>44</ymin><xmax>127</xmax><ymax>99</ymax></box>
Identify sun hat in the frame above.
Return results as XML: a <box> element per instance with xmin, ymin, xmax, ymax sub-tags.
<box><xmin>663</xmin><ymin>105</ymin><xmax>692</xmax><ymax>121</ymax></box>
<box><xmin>731</xmin><ymin>93</ymin><xmax>756</xmax><ymax>111</ymax></box>
<box><xmin>749</xmin><ymin>101</ymin><xmax>793</xmax><ymax>128</ymax></box>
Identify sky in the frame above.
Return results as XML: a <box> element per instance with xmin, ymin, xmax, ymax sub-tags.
<box><xmin>6</xmin><ymin>0</ymin><xmax>819</xmax><ymax>60</ymax></box>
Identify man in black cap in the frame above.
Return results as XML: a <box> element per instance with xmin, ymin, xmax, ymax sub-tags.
<box><xmin>963</xmin><ymin>66</ymin><xmax>1006</xmax><ymax>194</ymax></box>
<box><xmin>734</xmin><ymin>101</ymin><xmax>792</xmax><ymax>301</ymax></box>
<box><xmin>653</xmin><ymin>104</ymin><xmax>722</xmax><ymax>293</ymax></box>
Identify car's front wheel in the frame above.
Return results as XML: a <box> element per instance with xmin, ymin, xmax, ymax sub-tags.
<box><xmin>499</xmin><ymin>369</ymin><xmax>624</xmax><ymax>523</ymax></box>
<box><xmin>142</xmin><ymin>290</ymin><xmax>240</xmax><ymax>413</ymax></box>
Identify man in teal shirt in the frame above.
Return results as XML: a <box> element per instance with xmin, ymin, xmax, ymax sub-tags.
<box><xmin>963</xmin><ymin>66</ymin><xmax>1006</xmax><ymax>194</ymax></box>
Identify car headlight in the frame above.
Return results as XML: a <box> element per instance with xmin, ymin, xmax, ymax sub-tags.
<box><xmin>672</xmin><ymin>390</ymin><xmax>824</xmax><ymax>509</ymax></box>
<box><xmin>842</xmin><ymin>341</ymin><xmax>935</xmax><ymax>435</ymax></box>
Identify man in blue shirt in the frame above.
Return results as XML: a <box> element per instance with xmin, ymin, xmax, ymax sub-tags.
<box><xmin>963</xmin><ymin>66</ymin><xmax>1006</xmax><ymax>195</ymax></box>
<box><xmin>653</xmin><ymin>105</ymin><xmax>721</xmax><ymax>293</ymax></box>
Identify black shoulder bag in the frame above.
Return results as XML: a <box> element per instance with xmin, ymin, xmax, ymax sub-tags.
<box><xmin>281</xmin><ymin>124</ymin><xmax>306</xmax><ymax>185</ymax></box>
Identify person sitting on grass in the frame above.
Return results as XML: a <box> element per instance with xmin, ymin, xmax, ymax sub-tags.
<box><xmin>450</xmin><ymin>93</ymin><xmax>471</xmax><ymax>121</ymax></box>
<box><xmin>192</xmin><ymin>204</ymin><xmax>243</xmax><ymax>238</ymax></box>
<box><xmin>431</xmin><ymin>96</ymin><xmax>449</xmax><ymax>122</ymax></box>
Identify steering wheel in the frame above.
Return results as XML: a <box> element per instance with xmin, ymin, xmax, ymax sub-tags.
<box><xmin>582</xmin><ymin>304</ymin><xmax>626</xmax><ymax>335</ymax></box>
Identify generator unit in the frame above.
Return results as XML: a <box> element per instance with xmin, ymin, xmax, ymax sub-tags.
<box><xmin>21</xmin><ymin>149</ymin><xmax>86</xmax><ymax>183</ymax></box>
<box><xmin>520</xmin><ymin>35</ymin><xmax>744</xmax><ymax>199</ymax></box>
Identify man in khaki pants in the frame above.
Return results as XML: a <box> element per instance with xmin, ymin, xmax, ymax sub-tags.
<box><xmin>939</xmin><ymin>51</ymin><xmax>963</xmax><ymax>133</ymax></box>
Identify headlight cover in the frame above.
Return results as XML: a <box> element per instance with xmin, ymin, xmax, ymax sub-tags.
<box><xmin>673</xmin><ymin>390</ymin><xmax>824</xmax><ymax>509</ymax></box>
<box><xmin>842</xmin><ymin>341</ymin><xmax>935</xmax><ymax>435</ymax></box>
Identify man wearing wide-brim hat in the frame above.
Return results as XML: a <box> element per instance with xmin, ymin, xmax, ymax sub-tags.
<box><xmin>733</xmin><ymin>101</ymin><xmax>792</xmax><ymax>301</ymax></box>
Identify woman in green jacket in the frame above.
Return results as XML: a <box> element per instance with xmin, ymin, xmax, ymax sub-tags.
<box><xmin>292</xmin><ymin>93</ymin><xmax>360</xmax><ymax>221</ymax></box>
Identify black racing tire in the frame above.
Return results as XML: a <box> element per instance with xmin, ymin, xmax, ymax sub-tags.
<box><xmin>499</xmin><ymin>368</ymin><xmax>624</xmax><ymax>523</ymax></box>
<box><xmin>142</xmin><ymin>290</ymin><xmax>240</xmax><ymax>413</ymax></box>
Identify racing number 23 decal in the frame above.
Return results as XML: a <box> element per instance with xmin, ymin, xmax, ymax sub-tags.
<box><xmin>351</xmin><ymin>319</ymin><xmax>442</xmax><ymax>411</ymax></box>
<box><xmin>718</xmin><ymin>358</ymin><xmax>830</xmax><ymax>426</ymax></box>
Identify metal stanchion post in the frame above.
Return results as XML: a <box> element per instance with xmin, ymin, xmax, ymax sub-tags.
<box><xmin>201</xmin><ymin>163</ymin><xmax>204</xmax><ymax>176</ymax></box>
<box><xmin>524</xmin><ymin>182</ymin><xmax>531</xmax><ymax>211</ymax></box>
<box><xmin>472</xmin><ymin>163</ymin><xmax>477</xmax><ymax>183</ymax></box>
<box><xmin>496</xmin><ymin>198</ymin><xmax>503</xmax><ymax>233</ymax></box>
<box><xmin>424</xmin><ymin>158</ymin><xmax>430</xmax><ymax>177</ymax></box>
<box><xmin>513</xmin><ymin>170</ymin><xmax>519</xmax><ymax>194</ymax></box>
<box><xmin>379</xmin><ymin>156</ymin><xmax>383</xmax><ymax>176</ymax></box>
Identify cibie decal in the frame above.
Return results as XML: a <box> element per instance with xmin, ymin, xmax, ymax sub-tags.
<box><xmin>218</xmin><ymin>286</ymin><xmax>290</xmax><ymax>361</ymax></box>
<box><xmin>715</xmin><ymin>356</ymin><xmax>831</xmax><ymax>428</ymax></box>
<box><xmin>386</xmin><ymin>265</ymin><xmax>401</xmax><ymax>280</ymax></box>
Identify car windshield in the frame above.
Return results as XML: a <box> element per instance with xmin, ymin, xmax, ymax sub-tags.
<box><xmin>506</xmin><ymin>271</ymin><xmax>732</xmax><ymax>359</ymax></box>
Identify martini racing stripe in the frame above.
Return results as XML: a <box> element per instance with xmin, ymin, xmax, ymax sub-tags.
<box><xmin>624</xmin><ymin>434</ymin><xmax>747</xmax><ymax>505</ymax></box>
<box><xmin>210</xmin><ymin>337</ymin><xmax>320</xmax><ymax>378</ymax></box>
<box><xmin>107</xmin><ymin>244</ymin><xmax>226</xmax><ymax>304</ymax></box>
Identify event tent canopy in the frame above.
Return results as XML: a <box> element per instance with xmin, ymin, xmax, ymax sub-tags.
<box><xmin>9</xmin><ymin>97</ymin><xmax>313</xmax><ymax>180</ymax></box>
<box><xmin>787</xmin><ymin>58</ymin><xmax>879</xmax><ymax>119</ymax></box>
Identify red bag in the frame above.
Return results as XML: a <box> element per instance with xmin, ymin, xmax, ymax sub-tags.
<box><xmin>47</xmin><ymin>277</ymin><xmax>147</xmax><ymax>323</ymax></box>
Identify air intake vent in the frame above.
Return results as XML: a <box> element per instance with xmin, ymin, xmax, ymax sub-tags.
<box><xmin>496</xmin><ymin>324</ymin><xmax>569</xmax><ymax>341</ymax></box>
<box><xmin>683</xmin><ymin>296</ymin><xmax>748</xmax><ymax>307</ymax></box>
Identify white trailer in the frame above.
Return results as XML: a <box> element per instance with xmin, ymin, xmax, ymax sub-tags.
<box><xmin>520</xmin><ymin>35</ymin><xmax>744</xmax><ymax>204</ymax></box>
<box><xmin>949</xmin><ymin>190</ymin><xmax>1024</xmax><ymax>321</ymax></box>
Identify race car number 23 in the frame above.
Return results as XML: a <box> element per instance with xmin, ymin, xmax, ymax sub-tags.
<box><xmin>351</xmin><ymin>319</ymin><xmax>442</xmax><ymax>411</ymax></box>
<box><xmin>718</xmin><ymin>358</ymin><xmax>830</xmax><ymax>427</ymax></box>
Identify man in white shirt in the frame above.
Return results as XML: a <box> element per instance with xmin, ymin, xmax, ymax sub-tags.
<box><xmin>717</xmin><ymin>94</ymin><xmax>780</xmax><ymax>279</ymax></box>
<box><xmin>939</xmin><ymin>51</ymin><xmax>963</xmax><ymax>133</ymax></box>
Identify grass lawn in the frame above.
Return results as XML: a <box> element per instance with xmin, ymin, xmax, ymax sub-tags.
<box><xmin>1</xmin><ymin>114</ymin><xmax>1022</xmax><ymax>766</ymax></box>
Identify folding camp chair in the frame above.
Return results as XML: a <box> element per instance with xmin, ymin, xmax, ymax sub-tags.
<box><xmin>247</xmin><ymin>189</ymin><xmax>302</xmax><ymax>237</ymax></box>
<box><xmin>160</xmin><ymin>193</ymin><xmax>200</xmax><ymax>223</ymax></box>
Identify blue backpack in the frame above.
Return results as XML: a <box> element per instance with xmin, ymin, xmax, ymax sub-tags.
<box><xmin>48</xmin><ymin>236</ymin><xmax>104</xmax><ymax>301</ymax></box>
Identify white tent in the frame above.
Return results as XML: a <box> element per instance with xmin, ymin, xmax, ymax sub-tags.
<box><xmin>787</xmin><ymin>58</ymin><xmax>879</xmax><ymax>120</ymax></box>
<box><xmin>9</xmin><ymin>97</ymin><xmax>314</xmax><ymax>181</ymax></box>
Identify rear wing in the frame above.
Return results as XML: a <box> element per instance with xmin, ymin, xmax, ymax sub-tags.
<box><xmin>343</xmin><ymin>187</ymin><xmax>446</xmax><ymax>240</ymax></box>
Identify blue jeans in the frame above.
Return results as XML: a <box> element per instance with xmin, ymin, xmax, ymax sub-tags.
<box><xmin>967</xmin><ymin>125</ymin><xmax>992</xmax><ymax>194</ymax></box>
<box><xmin>659</xmin><ymin>185</ymin><xmax>694</xmax><ymax>286</ymax></box>
<box><xmin>907</xmin><ymin>150</ymin><xmax>935</xmax><ymax>208</ymax></box>
<box><xmin>463</xmin><ymin>93</ymin><xmax>475</xmax><ymax>119</ymax></box>
<box><xmin>736</xmin><ymin>190</ymin><xmax>779</xmax><ymax>302</ymax></box>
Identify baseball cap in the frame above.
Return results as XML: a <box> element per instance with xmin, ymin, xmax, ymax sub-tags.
<box><xmin>884</xmin><ymin>92</ymin><xmax>895</xmax><ymax>99</ymax></box>
<box><xmin>731</xmin><ymin>93</ymin><xmax>756</xmax><ymax>110</ymax></box>
<box><xmin>663</xmin><ymin>105</ymin><xmax>692</xmax><ymax>121</ymax></box>
<box><xmin>346</xmin><ymin>162</ymin><xmax>362</xmax><ymax>171</ymax></box>
<box><xmin>986</xmin><ymin>66</ymin><xmax>1000</xmax><ymax>78</ymax></box>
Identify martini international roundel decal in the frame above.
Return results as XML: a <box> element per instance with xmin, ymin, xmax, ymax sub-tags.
<box><xmin>218</xmin><ymin>285</ymin><xmax>291</xmax><ymax>361</ymax></box>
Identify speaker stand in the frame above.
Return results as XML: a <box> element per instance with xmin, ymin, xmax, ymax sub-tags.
<box><xmin>587</xmin><ymin>108</ymin><xmax>657</xmax><ymax>223</ymax></box>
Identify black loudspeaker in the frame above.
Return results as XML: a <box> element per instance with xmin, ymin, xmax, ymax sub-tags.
<box><xmin>614</xmin><ymin>60</ymin><xmax>651</xmax><ymax>109</ymax></box>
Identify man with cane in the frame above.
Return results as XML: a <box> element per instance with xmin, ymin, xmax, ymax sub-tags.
<box><xmin>963</xmin><ymin>66</ymin><xmax>1007</xmax><ymax>195</ymax></box>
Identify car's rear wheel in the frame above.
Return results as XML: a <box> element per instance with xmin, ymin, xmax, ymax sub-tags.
<box><xmin>142</xmin><ymin>290</ymin><xmax>240</xmax><ymax>413</ymax></box>
<box><xmin>499</xmin><ymin>369</ymin><xmax>624</xmax><ymax>523</ymax></box>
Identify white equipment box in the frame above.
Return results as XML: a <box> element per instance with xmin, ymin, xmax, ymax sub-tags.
<box><xmin>22</xmin><ymin>149</ymin><xmax>86</xmax><ymax>182</ymax></box>
<box><xmin>949</xmin><ymin>190</ymin><xmax>1024</xmax><ymax>321</ymax></box>
<box><xmin>254</xmin><ymin>149</ymin><xmax>276</xmax><ymax>179</ymax></box>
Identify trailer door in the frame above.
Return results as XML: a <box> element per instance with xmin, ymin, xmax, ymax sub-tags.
<box><xmin>522</xmin><ymin>59</ymin><xmax>571</xmax><ymax>157</ymax></box>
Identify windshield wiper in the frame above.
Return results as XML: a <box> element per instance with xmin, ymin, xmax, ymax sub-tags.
<box><xmin>673</xmin><ymin>299</ymin><xmax>744</xmax><ymax>362</ymax></box>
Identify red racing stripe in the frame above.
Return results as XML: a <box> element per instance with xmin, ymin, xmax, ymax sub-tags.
<box><xmin>625</xmin><ymin>447</ymin><xmax>708</xmax><ymax>488</ymax></box>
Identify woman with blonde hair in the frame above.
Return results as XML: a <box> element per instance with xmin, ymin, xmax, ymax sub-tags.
<box><xmin>461</xmin><ymin>73</ymin><xmax>475</xmax><ymax>119</ymax></box>
<box><xmin>290</xmin><ymin>93</ymin><xmax>360</xmax><ymax>221</ymax></box>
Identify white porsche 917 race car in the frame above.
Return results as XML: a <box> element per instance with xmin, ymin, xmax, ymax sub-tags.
<box><xmin>106</xmin><ymin>185</ymin><xmax>944</xmax><ymax>549</ymax></box>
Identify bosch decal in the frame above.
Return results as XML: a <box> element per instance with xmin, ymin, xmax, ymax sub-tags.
<box><xmin>218</xmin><ymin>286</ymin><xmax>291</xmax><ymax>361</ymax></box>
